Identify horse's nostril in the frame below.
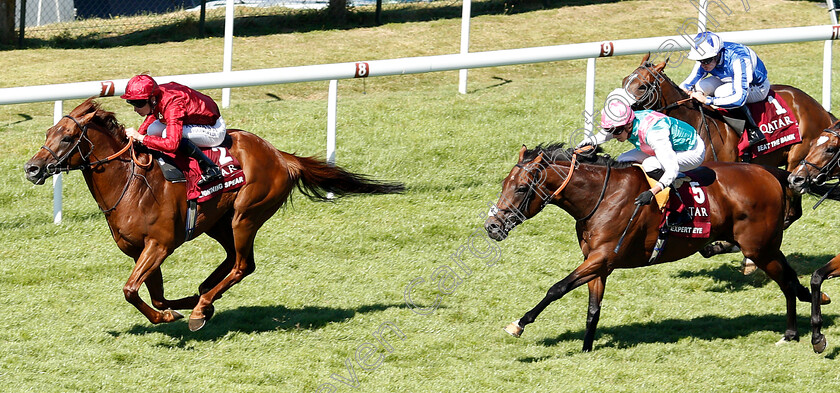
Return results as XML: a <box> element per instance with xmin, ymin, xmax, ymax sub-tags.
<box><xmin>24</xmin><ymin>164</ymin><xmax>39</xmax><ymax>176</ymax></box>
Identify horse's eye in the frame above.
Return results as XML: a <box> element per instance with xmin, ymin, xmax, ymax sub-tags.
<box><xmin>515</xmin><ymin>185</ymin><xmax>529</xmax><ymax>194</ymax></box>
<box><xmin>826</xmin><ymin>146</ymin><xmax>838</xmax><ymax>154</ymax></box>
<box><xmin>61</xmin><ymin>135</ymin><xmax>74</xmax><ymax>144</ymax></box>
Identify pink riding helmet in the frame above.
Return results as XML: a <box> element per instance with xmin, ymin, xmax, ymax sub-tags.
<box><xmin>599</xmin><ymin>100</ymin><xmax>635</xmax><ymax>129</ymax></box>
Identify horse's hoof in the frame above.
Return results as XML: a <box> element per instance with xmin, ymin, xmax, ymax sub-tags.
<box><xmin>164</xmin><ymin>309</ymin><xmax>184</xmax><ymax>322</ymax></box>
<box><xmin>503</xmin><ymin>320</ymin><xmax>524</xmax><ymax>338</ymax></box>
<box><xmin>187</xmin><ymin>304</ymin><xmax>215</xmax><ymax>331</ymax></box>
<box><xmin>741</xmin><ymin>258</ymin><xmax>757</xmax><ymax>275</ymax></box>
<box><xmin>775</xmin><ymin>337</ymin><xmax>792</xmax><ymax>346</ymax></box>
<box><xmin>814</xmin><ymin>335</ymin><xmax>828</xmax><ymax>354</ymax></box>
<box><xmin>188</xmin><ymin>317</ymin><xmax>206</xmax><ymax>332</ymax></box>
<box><xmin>821</xmin><ymin>292</ymin><xmax>831</xmax><ymax>305</ymax></box>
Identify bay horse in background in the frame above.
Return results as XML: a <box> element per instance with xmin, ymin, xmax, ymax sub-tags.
<box><xmin>24</xmin><ymin>98</ymin><xmax>404</xmax><ymax>331</ymax></box>
<box><xmin>484</xmin><ymin>144</ymin><xmax>829</xmax><ymax>352</ymax></box>
<box><xmin>622</xmin><ymin>54</ymin><xmax>836</xmax><ymax>229</ymax></box>
<box><xmin>788</xmin><ymin>121</ymin><xmax>840</xmax><ymax>353</ymax></box>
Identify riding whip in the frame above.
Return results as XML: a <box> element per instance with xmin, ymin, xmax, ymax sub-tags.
<box><xmin>614</xmin><ymin>203</ymin><xmax>642</xmax><ymax>254</ymax></box>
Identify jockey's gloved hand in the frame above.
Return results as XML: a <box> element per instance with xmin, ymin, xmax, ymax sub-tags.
<box><xmin>635</xmin><ymin>190</ymin><xmax>655</xmax><ymax>205</ymax></box>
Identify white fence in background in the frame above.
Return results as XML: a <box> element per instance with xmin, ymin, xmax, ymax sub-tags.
<box><xmin>3</xmin><ymin>23</ymin><xmax>839</xmax><ymax>222</ymax></box>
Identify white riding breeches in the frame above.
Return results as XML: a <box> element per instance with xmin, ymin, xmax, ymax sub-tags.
<box><xmin>616</xmin><ymin>140</ymin><xmax>706</xmax><ymax>174</ymax></box>
<box><xmin>696</xmin><ymin>77</ymin><xmax>770</xmax><ymax>105</ymax></box>
<box><xmin>146</xmin><ymin>117</ymin><xmax>227</xmax><ymax>148</ymax></box>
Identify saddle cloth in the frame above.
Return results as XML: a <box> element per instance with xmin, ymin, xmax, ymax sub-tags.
<box><xmin>662</xmin><ymin>167</ymin><xmax>715</xmax><ymax>239</ymax></box>
<box><xmin>724</xmin><ymin>90</ymin><xmax>801</xmax><ymax>157</ymax></box>
<box><xmin>155</xmin><ymin>137</ymin><xmax>246</xmax><ymax>202</ymax></box>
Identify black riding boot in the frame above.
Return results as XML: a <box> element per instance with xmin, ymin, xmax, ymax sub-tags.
<box><xmin>180</xmin><ymin>139</ymin><xmax>223</xmax><ymax>186</ymax></box>
<box><xmin>739</xmin><ymin>105</ymin><xmax>766</xmax><ymax>148</ymax></box>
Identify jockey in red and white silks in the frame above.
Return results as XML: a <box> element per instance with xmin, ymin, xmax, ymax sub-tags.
<box><xmin>122</xmin><ymin>74</ymin><xmax>225</xmax><ymax>186</ymax></box>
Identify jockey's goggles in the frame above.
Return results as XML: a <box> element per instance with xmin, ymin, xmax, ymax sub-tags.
<box><xmin>608</xmin><ymin>126</ymin><xmax>626</xmax><ymax>136</ymax></box>
<box><xmin>126</xmin><ymin>99</ymin><xmax>149</xmax><ymax>108</ymax></box>
<box><xmin>699</xmin><ymin>55</ymin><xmax>717</xmax><ymax>65</ymax></box>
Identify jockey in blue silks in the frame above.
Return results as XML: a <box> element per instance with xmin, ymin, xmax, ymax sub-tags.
<box><xmin>679</xmin><ymin>31</ymin><xmax>769</xmax><ymax>151</ymax></box>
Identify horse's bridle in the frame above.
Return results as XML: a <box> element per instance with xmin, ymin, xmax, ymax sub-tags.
<box><xmin>40</xmin><ymin>115</ymin><xmax>138</xmax><ymax>174</ymax></box>
<box><xmin>796</xmin><ymin>128</ymin><xmax>840</xmax><ymax>185</ymax></box>
<box><xmin>39</xmin><ymin>114</ymin><xmax>147</xmax><ymax>213</ymax></box>
<box><xmin>625</xmin><ymin>68</ymin><xmax>663</xmax><ymax>111</ymax></box>
<box><xmin>626</xmin><ymin>67</ymin><xmax>695</xmax><ymax>113</ymax></box>
<box><xmin>39</xmin><ymin>115</ymin><xmax>95</xmax><ymax>175</ymax></box>
<box><xmin>500</xmin><ymin>148</ymin><xmax>609</xmax><ymax>224</ymax></box>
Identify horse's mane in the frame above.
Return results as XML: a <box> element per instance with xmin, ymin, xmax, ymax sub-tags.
<box><xmin>521</xmin><ymin>143</ymin><xmax>634</xmax><ymax>169</ymax></box>
<box><xmin>69</xmin><ymin>98</ymin><xmax>125</xmax><ymax>140</ymax></box>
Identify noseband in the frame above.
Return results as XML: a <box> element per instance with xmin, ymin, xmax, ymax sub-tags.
<box><xmin>797</xmin><ymin>128</ymin><xmax>840</xmax><ymax>185</ymax></box>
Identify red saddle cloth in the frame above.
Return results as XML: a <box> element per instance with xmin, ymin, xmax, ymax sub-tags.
<box><xmin>663</xmin><ymin>168</ymin><xmax>714</xmax><ymax>238</ymax></box>
<box><xmin>171</xmin><ymin>146</ymin><xmax>246</xmax><ymax>202</ymax></box>
<box><xmin>725</xmin><ymin>90</ymin><xmax>801</xmax><ymax>158</ymax></box>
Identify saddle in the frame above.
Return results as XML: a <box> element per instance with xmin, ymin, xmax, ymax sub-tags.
<box><xmin>717</xmin><ymin>90</ymin><xmax>801</xmax><ymax>158</ymax></box>
<box><xmin>640</xmin><ymin>166</ymin><xmax>716</xmax><ymax>264</ymax></box>
<box><xmin>149</xmin><ymin>135</ymin><xmax>247</xmax><ymax>241</ymax></box>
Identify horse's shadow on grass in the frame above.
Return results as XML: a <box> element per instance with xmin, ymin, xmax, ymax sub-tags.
<box><xmin>109</xmin><ymin>303</ymin><xmax>407</xmax><ymax>346</ymax></box>
<box><xmin>530</xmin><ymin>313</ymin><xmax>836</xmax><ymax>356</ymax></box>
<box><xmin>674</xmin><ymin>253</ymin><xmax>836</xmax><ymax>293</ymax></box>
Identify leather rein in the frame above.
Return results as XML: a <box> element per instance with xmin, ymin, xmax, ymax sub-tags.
<box><xmin>515</xmin><ymin>146</ymin><xmax>610</xmax><ymax>222</ymax></box>
<box><xmin>40</xmin><ymin>115</ymin><xmax>152</xmax><ymax>213</ymax></box>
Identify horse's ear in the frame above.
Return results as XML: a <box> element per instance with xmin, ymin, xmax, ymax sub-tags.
<box><xmin>654</xmin><ymin>59</ymin><xmax>668</xmax><ymax>72</ymax></box>
<box><xmin>80</xmin><ymin>111</ymin><xmax>96</xmax><ymax>124</ymax></box>
<box><xmin>518</xmin><ymin>145</ymin><xmax>527</xmax><ymax>161</ymax></box>
<box><xmin>640</xmin><ymin>52</ymin><xmax>651</xmax><ymax>65</ymax></box>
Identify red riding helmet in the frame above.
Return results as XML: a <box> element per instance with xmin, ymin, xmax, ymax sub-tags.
<box><xmin>120</xmin><ymin>75</ymin><xmax>160</xmax><ymax>100</ymax></box>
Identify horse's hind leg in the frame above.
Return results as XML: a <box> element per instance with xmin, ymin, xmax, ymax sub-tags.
<box><xmin>811</xmin><ymin>255</ymin><xmax>840</xmax><ymax>353</ymax></box>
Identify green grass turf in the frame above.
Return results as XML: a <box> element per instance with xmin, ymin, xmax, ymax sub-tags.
<box><xmin>3</xmin><ymin>0</ymin><xmax>840</xmax><ymax>391</ymax></box>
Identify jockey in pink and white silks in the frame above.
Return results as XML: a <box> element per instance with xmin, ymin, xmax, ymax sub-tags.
<box><xmin>578</xmin><ymin>98</ymin><xmax>705</xmax><ymax>206</ymax></box>
<box><xmin>679</xmin><ymin>31</ymin><xmax>769</xmax><ymax>150</ymax></box>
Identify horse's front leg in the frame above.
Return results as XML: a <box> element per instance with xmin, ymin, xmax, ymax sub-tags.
<box><xmin>782</xmin><ymin>188</ymin><xmax>802</xmax><ymax>230</ymax></box>
<box><xmin>582</xmin><ymin>276</ymin><xmax>607</xmax><ymax>352</ymax></box>
<box><xmin>123</xmin><ymin>241</ymin><xmax>181</xmax><ymax>324</ymax></box>
<box><xmin>504</xmin><ymin>254</ymin><xmax>606</xmax><ymax>341</ymax></box>
<box><xmin>145</xmin><ymin>268</ymin><xmax>197</xmax><ymax>313</ymax></box>
<box><xmin>188</xmin><ymin>226</ymin><xmax>257</xmax><ymax>331</ymax></box>
<box><xmin>750</xmin><ymin>250</ymin><xmax>803</xmax><ymax>343</ymax></box>
<box><xmin>811</xmin><ymin>255</ymin><xmax>840</xmax><ymax>353</ymax></box>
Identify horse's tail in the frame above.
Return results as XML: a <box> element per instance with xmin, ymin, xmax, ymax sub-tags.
<box><xmin>288</xmin><ymin>154</ymin><xmax>404</xmax><ymax>201</ymax></box>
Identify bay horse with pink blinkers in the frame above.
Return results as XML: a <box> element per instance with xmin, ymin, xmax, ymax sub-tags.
<box><xmin>484</xmin><ymin>143</ymin><xmax>829</xmax><ymax>352</ymax></box>
<box><xmin>24</xmin><ymin>98</ymin><xmax>404</xmax><ymax>331</ymax></box>
<box><xmin>623</xmin><ymin>54</ymin><xmax>837</xmax><ymax>228</ymax></box>
<box><xmin>788</xmin><ymin>121</ymin><xmax>840</xmax><ymax>353</ymax></box>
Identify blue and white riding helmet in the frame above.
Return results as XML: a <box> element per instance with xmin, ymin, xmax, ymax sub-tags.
<box><xmin>687</xmin><ymin>31</ymin><xmax>722</xmax><ymax>61</ymax></box>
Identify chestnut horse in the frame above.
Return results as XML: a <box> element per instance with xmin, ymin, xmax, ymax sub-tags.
<box><xmin>24</xmin><ymin>98</ymin><xmax>404</xmax><ymax>331</ymax></box>
<box><xmin>622</xmin><ymin>54</ymin><xmax>837</xmax><ymax>228</ymax></box>
<box><xmin>484</xmin><ymin>144</ymin><xmax>827</xmax><ymax>352</ymax></box>
<box><xmin>788</xmin><ymin>122</ymin><xmax>840</xmax><ymax>353</ymax></box>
